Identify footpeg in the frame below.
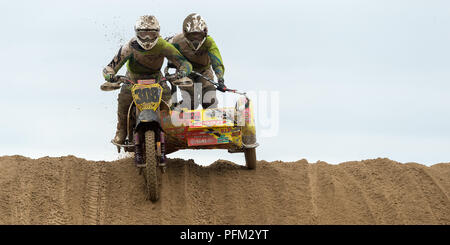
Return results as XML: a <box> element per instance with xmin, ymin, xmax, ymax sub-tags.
<box><xmin>111</xmin><ymin>140</ymin><xmax>135</xmax><ymax>148</ymax></box>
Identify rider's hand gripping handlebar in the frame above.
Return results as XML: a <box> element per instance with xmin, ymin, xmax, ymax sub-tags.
<box><xmin>100</xmin><ymin>75</ymin><xmax>135</xmax><ymax>91</ymax></box>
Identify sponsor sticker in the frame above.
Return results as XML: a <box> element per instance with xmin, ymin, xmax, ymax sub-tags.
<box><xmin>137</xmin><ymin>79</ymin><xmax>156</xmax><ymax>85</ymax></box>
<box><xmin>187</xmin><ymin>135</ymin><xmax>218</xmax><ymax>146</ymax></box>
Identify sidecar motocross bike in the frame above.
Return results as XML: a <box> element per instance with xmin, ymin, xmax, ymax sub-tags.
<box><xmin>100</xmin><ymin>71</ymin><xmax>258</xmax><ymax>202</ymax></box>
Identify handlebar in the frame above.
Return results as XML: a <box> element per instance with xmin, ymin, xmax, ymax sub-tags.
<box><xmin>100</xmin><ymin>75</ymin><xmax>137</xmax><ymax>91</ymax></box>
<box><xmin>102</xmin><ymin>69</ymin><xmax>246</xmax><ymax>97</ymax></box>
<box><xmin>114</xmin><ymin>75</ymin><xmax>134</xmax><ymax>85</ymax></box>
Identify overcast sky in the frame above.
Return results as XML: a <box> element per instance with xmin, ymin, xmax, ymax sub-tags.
<box><xmin>0</xmin><ymin>0</ymin><xmax>449</xmax><ymax>166</ymax></box>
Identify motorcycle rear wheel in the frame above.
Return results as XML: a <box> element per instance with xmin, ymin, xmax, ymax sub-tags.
<box><xmin>244</xmin><ymin>148</ymin><xmax>257</xmax><ymax>170</ymax></box>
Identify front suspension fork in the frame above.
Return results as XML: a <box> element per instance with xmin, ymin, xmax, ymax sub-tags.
<box><xmin>158</xmin><ymin>131</ymin><xmax>166</xmax><ymax>172</ymax></box>
<box><xmin>134</xmin><ymin>132</ymin><xmax>144</xmax><ymax>166</ymax></box>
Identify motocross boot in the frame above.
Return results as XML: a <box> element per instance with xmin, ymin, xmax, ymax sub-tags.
<box><xmin>134</xmin><ymin>145</ymin><xmax>145</xmax><ymax>167</ymax></box>
<box><xmin>113</xmin><ymin>86</ymin><xmax>133</xmax><ymax>145</ymax></box>
<box><xmin>113</xmin><ymin>116</ymin><xmax>127</xmax><ymax>145</ymax></box>
<box><xmin>113</xmin><ymin>100</ymin><xmax>128</xmax><ymax>145</ymax></box>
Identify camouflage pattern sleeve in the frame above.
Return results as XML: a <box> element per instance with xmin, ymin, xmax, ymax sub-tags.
<box><xmin>161</xmin><ymin>39</ymin><xmax>192</xmax><ymax>75</ymax></box>
<box><xmin>102</xmin><ymin>40</ymin><xmax>133</xmax><ymax>81</ymax></box>
<box><xmin>206</xmin><ymin>36</ymin><xmax>225</xmax><ymax>79</ymax></box>
<box><xmin>163</xmin><ymin>36</ymin><xmax>178</xmax><ymax>69</ymax></box>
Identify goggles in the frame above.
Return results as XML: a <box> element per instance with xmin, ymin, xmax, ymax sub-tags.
<box><xmin>185</xmin><ymin>32</ymin><xmax>205</xmax><ymax>42</ymax></box>
<box><xmin>136</xmin><ymin>30</ymin><xmax>159</xmax><ymax>40</ymax></box>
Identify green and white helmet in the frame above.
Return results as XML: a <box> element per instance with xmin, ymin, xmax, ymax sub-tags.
<box><xmin>183</xmin><ymin>13</ymin><xmax>208</xmax><ymax>51</ymax></box>
<box><xmin>134</xmin><ymin>15</ymin><xmax>160</xmax><ymax>50</ymax></box>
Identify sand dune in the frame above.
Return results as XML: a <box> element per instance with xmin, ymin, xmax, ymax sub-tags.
<box><xmin>0</xmin><ymin>155</ymin><xmax>448</xmax><ymax>224</ymax></box>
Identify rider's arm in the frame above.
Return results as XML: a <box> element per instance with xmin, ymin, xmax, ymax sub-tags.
<box><xmin>164</xmin><ymin>36</ymin><xmax>179</xmax><ymax>69</ymax></box>
<box><xmin>102</xmin><ymin>40</ymin><xmax>133</xmax><ymax>81</ymax></box>
<box><xmin>206</xmin><ymin>36</ymin><xmax>225</xmax><ymax>80</ymax></box>
<box><xmin>161</xmin><ymin>39</ymin><xmax>192</xmax><ymax>76</ymax></box>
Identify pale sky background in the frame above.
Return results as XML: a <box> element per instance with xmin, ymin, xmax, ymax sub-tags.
<box><xmin>0</xmin><ymin>0</ymin><xmax>449</xmax><ymax>166</ymax></box>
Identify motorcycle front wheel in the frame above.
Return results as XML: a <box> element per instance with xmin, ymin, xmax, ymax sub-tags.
<box><xmin>144</xmin><ymin>130</ymin><xmax>161</xmax><ymax>202</ymax></box>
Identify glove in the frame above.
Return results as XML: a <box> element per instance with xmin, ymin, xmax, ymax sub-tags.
<box><xmin>104</xmin><ymin>73</ymin><xmax>116</xmax><ymax>83</ymax></box>
<box><xmin>175</xmin><ymin>70</ymin><xmax>188</xmax><ymax>79</ymax></box>
<box><xmin>217</xmin><ymin>78</ymin><xmax>227</xmax><ymax>92</ymax></box>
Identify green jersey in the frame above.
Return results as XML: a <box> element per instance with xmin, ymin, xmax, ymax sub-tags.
<box><xmin>103</xmin><ymin>37</ymin><xmax>192</xmax><ymax>80</ymax></box>
<box><xmin>168</xmin><ymin>34</ymin><xmax>224</xmax><ymax>79</ymax></box>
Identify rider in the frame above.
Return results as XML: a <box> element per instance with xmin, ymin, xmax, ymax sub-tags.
<box><xmin>103</xmin><ymin>15</ymin><xmax>193</xmax><ymax>145</ymax></box>
<box><xmin>166</xmin><ymin>13</ymin><xmax>227</xmax><ymax>110</ymax></box>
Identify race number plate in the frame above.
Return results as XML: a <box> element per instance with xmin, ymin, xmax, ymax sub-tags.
<box><xmin>131</xmin><ymin>83</ymin><xmax>163</xmax><ymax>111</ymax></box>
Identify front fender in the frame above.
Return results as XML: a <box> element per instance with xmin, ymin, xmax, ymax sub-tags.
<box><xmin>136</xmin><ymin>110</ymin><xmax>161</xmax><ymax>130</ymax></box>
